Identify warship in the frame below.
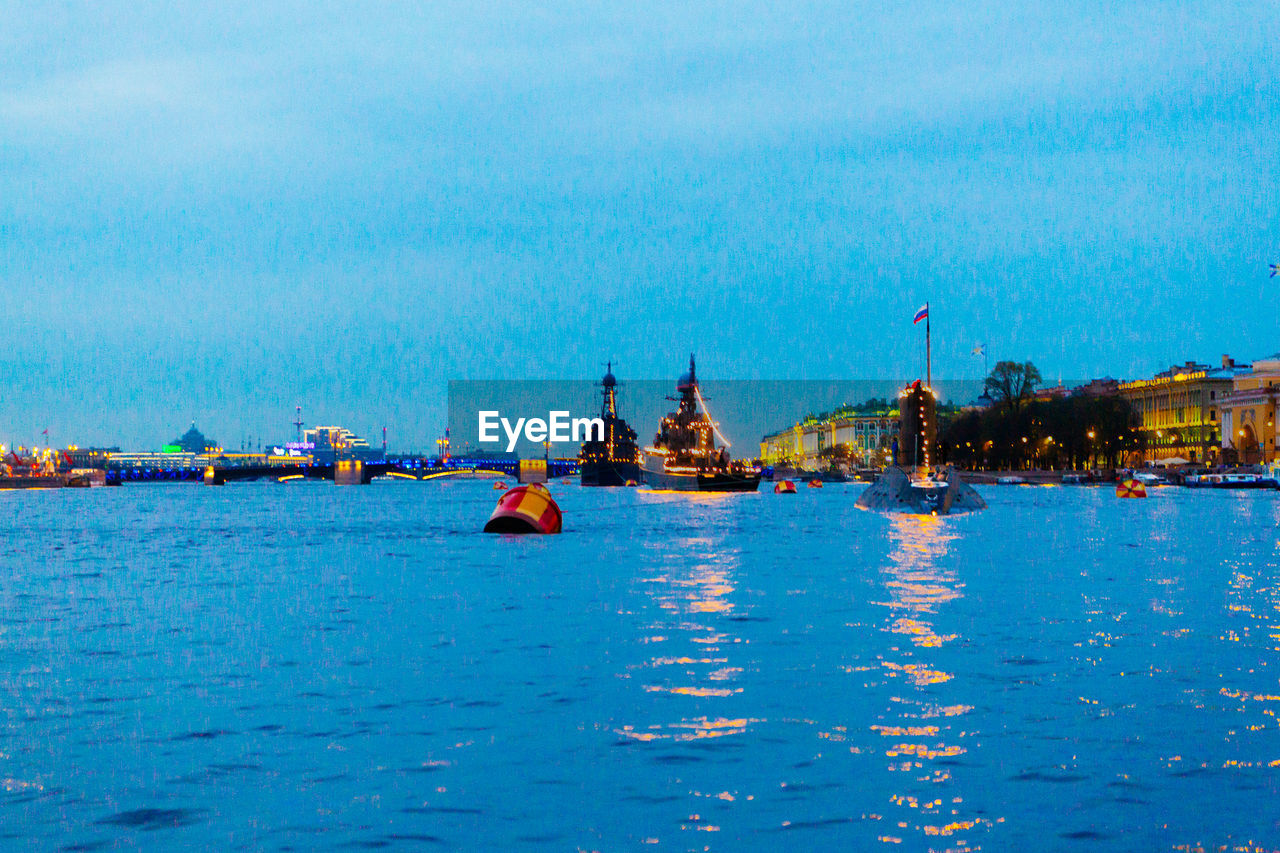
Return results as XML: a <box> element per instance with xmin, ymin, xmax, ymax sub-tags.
<box><xmin>578</xmin><ymin>363</ymin><xmax>641</xmax><ymax>487</ymax></box>
<box><xmin>640</xmin><ymin>355</ymin><xmax>761</xmax><ymax>492</ymax></box>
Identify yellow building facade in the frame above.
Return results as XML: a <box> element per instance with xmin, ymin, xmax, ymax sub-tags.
<box><xmin>760</xmin><ymin>412</ymin><xmax>897</xmax><ymax>468</ymax></box>
<box><xmin>1218</xmin><ymin>354</ymin><xmax>1280</xmax><ymax>464</ymax></box>
<box><xmin>1116</xmin><ymin>357</ymin><xmax>1251</xmax><ymax>463</ymax></box>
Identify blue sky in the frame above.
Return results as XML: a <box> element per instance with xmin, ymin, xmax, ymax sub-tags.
<box><xmin>2</xmin><ymin>1</ymin><xmax>1277</xmax><ymax>450</ymax></box>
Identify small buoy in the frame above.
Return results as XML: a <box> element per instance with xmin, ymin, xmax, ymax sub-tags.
<box><xmin>774</xmin><ymin>480</ymin><xmax>797</xmax><ymax>494</ymax></box>
<box><xmin>625</xmin><ymin>479</ymin><xmax>638</xmax><ymax>487</ymax></box>
<box><xmin>1116</xmin><ymin>478</ymin><xmax>1147</xmax><ymax>498</ymax></box>
<box><xmin>807</xmin><ymin>479</ymin><xmax>824</xmax><ymax>489</ymax></box>
<box><xmin>492</xmin><ymin>481</ymin><xmax>507</xmax><ymax>490</ymax></box>
<box><xmin>483</xmin><ymin>483</ymin><xmax>563</xmax><ymax>534</ymax></box>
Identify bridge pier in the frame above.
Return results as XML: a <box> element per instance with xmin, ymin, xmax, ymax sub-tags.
<box><xmin>334</xmin><ymin>460</ymin><xmax>366</xmax><ymax>486</ymax></box>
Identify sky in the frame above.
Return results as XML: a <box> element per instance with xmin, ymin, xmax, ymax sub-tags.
<box><xmin>1</xmin><ymin>1</ymin><xmax>1277</xmax><ymax>450</ymax></box>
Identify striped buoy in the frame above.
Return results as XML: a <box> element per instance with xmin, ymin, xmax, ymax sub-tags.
<box><xmin>1116</xmin><ymin>478</ymin><xmax>1147</xmax><ymax>498</ymax></box>
<box><xmin>774</xmin><ymin>479</ymin><xmax>797</xmax><ymax>494</ymax></box>
<box><xmin>624</xmin><ymin>479</ymin><xmax>638</xmax><ymax>487</ymax></box>
<box><xmin>807</xmin><ymin>479</ymin><xmax>824</xmax><ymax>489</ymax></box>
<box><xmin>483</xmin><ymin>483</ymin><xmax>563</xmax><ymax>534</ymax></box>
<box><xmin>493</xmin><ymin>481</ymin><xmax>507</xmax><ymax>490</ymax></box>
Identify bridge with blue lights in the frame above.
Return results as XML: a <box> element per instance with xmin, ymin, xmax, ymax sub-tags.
<box><xmin>104</xmin><ymin>455</ymin><xmax>579</xmax><ymax>485</ymax></box>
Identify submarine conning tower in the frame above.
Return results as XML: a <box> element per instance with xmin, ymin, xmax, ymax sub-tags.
<box><xmin>898</xmin><ymin>380</ymin><xmax>937</xmax><ymax>473</ymax></box>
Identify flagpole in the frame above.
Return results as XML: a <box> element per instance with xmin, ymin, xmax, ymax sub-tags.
<box><xmin>925</xmin><ymin>302</ymin><xmax>931</xmax><ymax>390</ymax></box>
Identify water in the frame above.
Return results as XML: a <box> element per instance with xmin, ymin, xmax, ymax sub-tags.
<box><xmin>2</xmin><ymin>480</ymin><xmax>1278</xmax><ymax>851</ymax></box>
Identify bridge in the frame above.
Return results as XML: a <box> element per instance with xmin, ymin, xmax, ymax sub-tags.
<box><xmin>104</xmin><ymin>455</ymin><xmax>579</xmax><ymax>485</ymax></box>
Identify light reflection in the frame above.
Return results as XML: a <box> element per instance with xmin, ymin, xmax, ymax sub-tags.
<box><xmin>616</xmin><ymin>716</ymin><xmax>759</xmax><ymax>742</ymax></box>
<box><xmin>866</xmin><ymin>513</ymin><xmax>996</xmax><ymax>845</ymax></box>
<box><xmin>619</xmin><ymin>536</ymin><xmax>757</xmax><ymax>841</ymax></box>
<box><xmin>1218</xmin><ymin>548</ymin><xmax>1280</xmax><ymax>769</ymax></box>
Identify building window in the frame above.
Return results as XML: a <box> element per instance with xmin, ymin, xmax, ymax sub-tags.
<box><xmin>1209</xmin><ymin>409</ymin><xmax>1216</xmax><ymax>421</ymax></box>
<box><xmin>1210</xmin><ymin>390</ymin><xmax>1216</xmax><ymax>400</ymax></box>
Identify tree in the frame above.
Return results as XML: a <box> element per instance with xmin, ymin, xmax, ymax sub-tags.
<box><xmin>940</xmin><ymin>392</ymin><xmax>1142</xmax><ymax>471</ymax></box>
<box><xmin>984</xmin><ymin>361</ymin><xmax>1042</xmax><ymax>412</ymax></box>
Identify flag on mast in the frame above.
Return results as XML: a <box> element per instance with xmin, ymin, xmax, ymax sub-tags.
<box><xmin>913</xmin><ymin>305</ymin><xmax>929</xmax><ymax>324</ymax></box>
<box><xmin>1270</xmin><ymin>263</ymin><xmax>1279</xmax><ymax>278</ymax></box>
<box><xmin>972</xmin><ymin>343</ymin><xmax>986</xmax><ymax>356</ymax></box>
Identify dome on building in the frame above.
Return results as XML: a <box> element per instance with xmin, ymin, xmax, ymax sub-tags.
<box><xmin>173</xmin><ymin>422</ymin><xmax>214</xmax><ymax>454</ymax></box>
<box><xmin>602</xmin><ymin>361</ymin><xmax>616</xmax><ymax>388</ymax></box>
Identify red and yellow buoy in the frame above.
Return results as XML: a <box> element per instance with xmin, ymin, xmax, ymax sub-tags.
<box><xmin>484</xmin><ymin>483</ymin><xmax>563</xmax><ymax>534</ymax></box>
<box><xmin>492</xmin><ymin>480</ymin><xmax>507</xmax><ymax>490</ymax></box>
<box><xmin>774</xmin><ymin>479</ymin><xmax>797</xmax><ymax>494</ymax></box>
<box><xmin>1116</xmin><ymin>478</ymin><xmax>1147</xmax><ymax>498</ymax></box>
<box><xmin>624</xmin><ymin>479</ymin><xmax>638</xmax><ymax>487</ymax></box>
<box><xmin>807</xmin><ymin>478</ymin><xmax>824</xmax><ymax>489</ymax></box>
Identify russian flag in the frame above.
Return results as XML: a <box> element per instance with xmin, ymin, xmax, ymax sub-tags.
<box><xmin>913</xmin><ymin>304</ymin><xmax>929</xmax><ymax>324</ymax></box>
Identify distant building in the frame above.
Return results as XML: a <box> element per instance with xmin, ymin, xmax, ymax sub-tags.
<box><xmin>1117</xmin><ymin>355</ymin><xmax>1251</xmax><ymax>464</ymax></box>
<box><xmin>303</xmin><ymin>425</ymin><xmax>377</xmax><ymax>463</ymax></box>
<box><xmin>1218</xmin><ymin>354</ymin><xmax>1280</xmax><ymax>464</ymax></box>
<box><xmin>761</xmin><ymin>406</ymin><xmax>897</xmax><ymax>468</ymax></box>
<box><xmin>1033</xmin><ymin>384</ymin><xmax>1070</xmax><ymax>402</ymax></box>
<box><xmin>66</xmin><ymin>447</ymin><xmax>119</xmax><ymax>468</ymax></box>
<box><xmin>1071</xmin><ymin>378</ymin><xmax>1120</xmax><ymax>397</ymax></box>
<box><xmin>172</xmin><ymin>423</ymin><xmax>218</xmax><ymax>454</ymax></box>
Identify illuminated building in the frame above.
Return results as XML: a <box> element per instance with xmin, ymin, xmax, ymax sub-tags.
<box><xmin>760</xmin><ymin>406</ymin><xmax>898</xmax><ymax>468</ymax></box>
<box><xmin>1218</xmin><ymin>354</ymin><xmax>1280</xmax><ymax>464</ymax></box>
<box><xmin>66</xmin><ymin>447</ymin><xmax>119</xmax><ymax>468</ymax></box>
<box><xmin>303</xmin><ymin>426</ymin><xmax>376</xmax><ymax>462</ymax></box>
<box><xmin>1116</xmin><ymin>356</ymin><xmax>1251</xmax><ymax>463</ymax></box>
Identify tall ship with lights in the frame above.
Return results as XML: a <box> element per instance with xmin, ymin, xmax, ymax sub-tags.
<box><xmin>579</xmin><ymin>363</ymin><xmax>641</xmax><ymax>487</ymax></box>
<box><xmin>640</xmin><ymin>355</ymin><xmax>761</xmax><ymax>492</ymax></box>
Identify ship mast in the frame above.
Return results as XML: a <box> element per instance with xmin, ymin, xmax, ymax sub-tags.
<box><xmin>602</xmin><ymin>361</ymin><xmax>617</xmax><ymax>418</ymax></box>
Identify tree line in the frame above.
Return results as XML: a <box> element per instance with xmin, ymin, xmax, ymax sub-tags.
<box><xmin>939</xmin><ymin>361</ymin><xmax>1145</xmax><ymax>470</ymax></box>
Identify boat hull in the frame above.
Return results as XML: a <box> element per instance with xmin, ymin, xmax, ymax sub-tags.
<box><xmin>1185</xmin><ymin>477</ymin><xmax>1278</xmax><ymax>489</ymax></box>
<box><xmin>580</xmin><ymin>460</ymin><xmax>641</xmax><ymax>487</ymax></box>
<box><xmin>855</xmin><ymin>466</ymin><xmax>986</xmax><ymax>515</ymax></box>
<box><xmin>641</xmin><ymin>457</ymin><xmax>760</xmax><ymax>492</ymax></box>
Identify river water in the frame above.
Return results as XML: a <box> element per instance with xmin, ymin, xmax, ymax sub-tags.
<box><xmin>2</xmin><ymin>480</ymin><xmax>1278</xmax><ymax>851</ymax></box>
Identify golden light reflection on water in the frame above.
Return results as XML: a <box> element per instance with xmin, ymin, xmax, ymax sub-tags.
<box><xmin>1216</xmin><ymin>541</ymin><xmax>1280</xmax><ymax>774</ymax></box>
<box><xmin>868</xmin><ymin>513</ymin><xmax>997</xmax><ymax>847</ymax></box>
<box><xmin>618</xmin><ymin>537</ymin><xmax>756</xmax><ymax>759</ymax></box>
